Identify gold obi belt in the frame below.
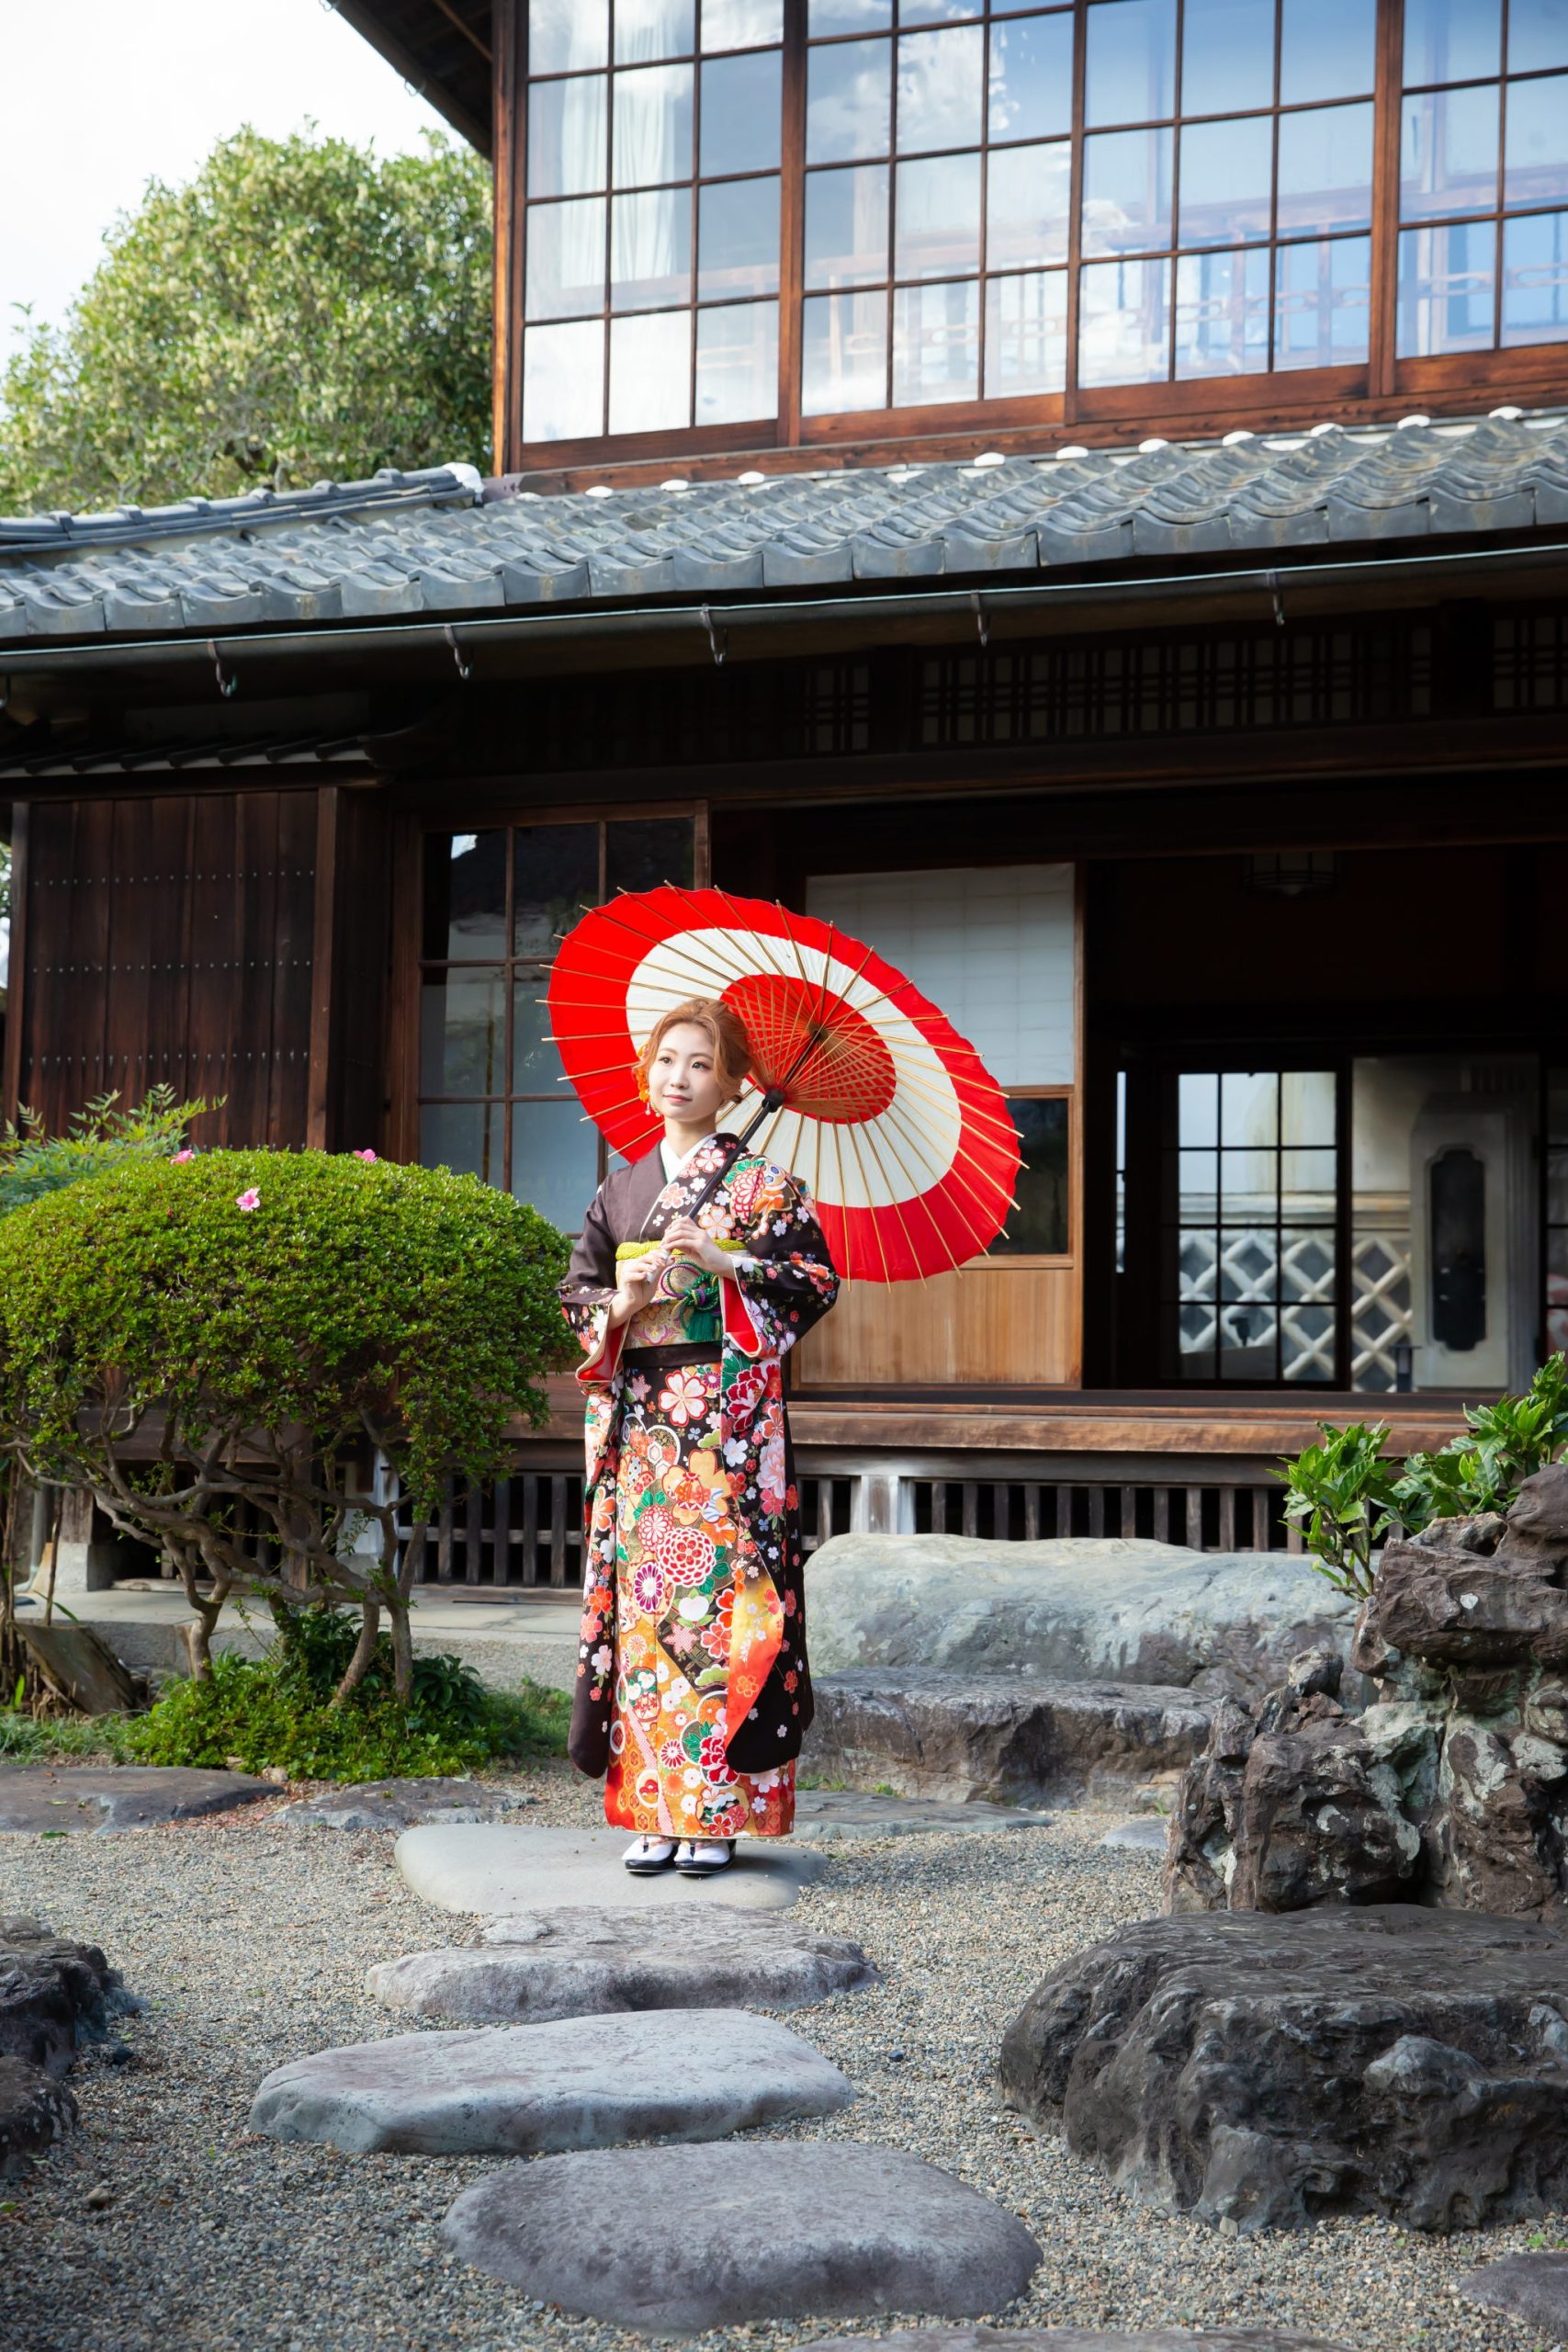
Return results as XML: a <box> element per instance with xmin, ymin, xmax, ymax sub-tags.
<box><xmin>616</xmin><ymin>1238</ymin><xmax>744</xmax><ymax>1366</ymax></box>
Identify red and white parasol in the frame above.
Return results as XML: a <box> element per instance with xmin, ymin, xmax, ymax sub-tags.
<box><xmin>547</xmin><ymin>885</ymin><xmax>1021</xmax><ymax>1283</ymax></box>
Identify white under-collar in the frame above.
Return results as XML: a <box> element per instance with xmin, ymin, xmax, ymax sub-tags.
<box><xmin>660</xmin><ymin>1132</ymin><xmax>717</xmax><ymax>1181</ymax></box>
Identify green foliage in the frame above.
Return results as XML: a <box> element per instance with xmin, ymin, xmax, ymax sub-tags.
<box><xmin>0</xmin><ymin>1087</ymin><xmax>207</xmax><ymax>1216</ymax></box>
<box><xmin>1393</xmin><ymin>1353</ymin><xmax>1568</xmax><ymax>1529</ymax></box>
<box><xmin>123</xmin><ymin>1609</ymin><xmax>570</xmax><ymax>1782</ymax></box>
<box><xmin>0</xmin><ymin>128</ymin><xmax>491</xmax><ymax>514</ymax></box>
<box><xmin>0</xmin><ymin>1706</ymin><xmax>136</xmax><ymax>1764</ymax></box>
<box><xmin>1278</xmin><ymin>1421</ymin><xmax>1402</xmax><ymax>1600</ymax></box>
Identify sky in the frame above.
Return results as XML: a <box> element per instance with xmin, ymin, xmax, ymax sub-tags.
<box><xmin>0</xmin><ymin>0</ymin><xmax>454</xmax><ymax>340</ymax></box>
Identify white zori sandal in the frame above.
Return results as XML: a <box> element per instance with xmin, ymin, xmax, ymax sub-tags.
<box><xmin>623</xmin><ymin>1836</ymin><xmax>677</xmax><ymax>1874</ymax></box>
<box><xmin>674</xmin><ymin>1838</ymin><xmax>735</xmax><ymax>1875</ymax></box>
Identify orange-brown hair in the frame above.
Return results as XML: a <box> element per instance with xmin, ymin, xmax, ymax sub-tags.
<box><xmin>637</xmin><ymin>996</ymin><xmax>753</xmax><ymax>1105</ymax></box>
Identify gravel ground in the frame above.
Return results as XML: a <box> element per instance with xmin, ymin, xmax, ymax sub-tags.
<box><xmin>0</xmin><ymin>1761</ymin><xmax>1552</xmax><ymax>2352</ymax></box>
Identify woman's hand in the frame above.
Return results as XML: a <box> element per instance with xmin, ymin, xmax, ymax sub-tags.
<box><xmin>607</xmin><ymin>1246</ymin><xmax>669</xmax><ymax>1328</ymax></box>
<box><xmin>663</xmin><ymin>1215</ymin><xmax>736</xmax><ymax>1278</ymax></box>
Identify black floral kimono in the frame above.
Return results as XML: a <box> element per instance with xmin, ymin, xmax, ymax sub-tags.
<box><xmin>559</xmin><ymin>1135</ymin><xmax>838</xmax><ymax>1839</ymax></box>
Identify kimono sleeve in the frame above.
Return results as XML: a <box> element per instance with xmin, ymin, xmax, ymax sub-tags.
<box><xmin>726</xmin><ymin>1170</ymin><xmax>839</xmax><ymax>1363</ymax></box>
<box><xmin>558</xmin><ymin>1186</ymin><xmax>625</xmax><ymax>1381</ymax></box>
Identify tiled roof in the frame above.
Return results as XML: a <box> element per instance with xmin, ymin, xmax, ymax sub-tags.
<box><xmin>1</xmin><ymin>412</ymin><xmax>1565</xmax><ymax>646</ymax></box>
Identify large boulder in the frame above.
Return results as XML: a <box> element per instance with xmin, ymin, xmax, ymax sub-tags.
<box><xmin>806</xmin><ymin>1538</ymin><xmax>1357</xmax><ymax>1702</ymax></box>
<box><xmin>998</xmin><ymin>1906</ymin><xmax>1568</xmax><ymax>2232</ymax></box>
<box><xmin>811</xmin><ymin>1670</ymin><xmax>1212</xmax><ymax>1805</ymax></box>
<box><xmin>0</xmin><ymin>2053</ymin><xmax>77</xmax><ymax>2176</ymax></box>
<box><xmin>0</xmin><ymin>1915</ymin><xmax>134</xmax><ymax>2075</ymax></box>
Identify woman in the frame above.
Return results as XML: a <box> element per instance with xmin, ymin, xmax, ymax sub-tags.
<box><xmin>559</xmin><ymin>996</ymin><xmax>839</xmax><ymax>1875</ymax></box>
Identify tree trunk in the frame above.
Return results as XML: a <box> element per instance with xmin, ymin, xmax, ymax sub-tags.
<box><xmin>389</xmin><ymin>1591</ymin><xmax>413</xmax><ymax>1704</ymax></box>
<box><xmin>183</xmin><ymin>1595</ymin><xmax>223</xmax><ymax>1681</ymax></box>
<box><xmin>332</xmin><ymin>1596</ymin><xmax>381</xmax><ymax>1705</ymax></box>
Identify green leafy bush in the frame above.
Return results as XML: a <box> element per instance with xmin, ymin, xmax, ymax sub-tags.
<box><xmin>0</xmin><ymin>1704</ymin><xmax>136</xmax><ymax>1765</ymax></box>
<box><xmin>1278</xmin><ymin>1422</ymin><xmax>1401</xmax><ymax>1600</ymax></box>
<box><xmin>0</xmin><ymin>1148</ymin><xmax>573</xmax><ymax>1688</ymax></box>
<box><xmin>0</xmin><ymin>1085</ymin><xmax>208</xmax><ymax>1216</ymax></box>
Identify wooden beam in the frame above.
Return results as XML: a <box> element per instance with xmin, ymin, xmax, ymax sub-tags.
<box><xmin>306</xmin><ymin>785</ymin><xmax>341</xmax><ymax>1150</ymax></box>
<box><xmin>3</xmin><ymin>799</ymin><xmax>28</xmax><ymax>1125</ymax></box>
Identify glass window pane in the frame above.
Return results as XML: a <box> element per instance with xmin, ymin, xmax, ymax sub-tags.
<box><xmin>702</xmin><ymin>0</ymin><xmax>783</xmax><ymax>47</ymax></box>
<box><xmin>1220</xmin><ymin>1070</ymin><xmax>1279</xmax><ymax>1146</ymax></box>
<box><xmin>701</xmin><ymin>50</ymin><xmax>782</xmax><ymax>175</ymax></box>
<box><xmin>1506</xmin><ymin>74</ymin><xmax>1568</xmax><ymax>210</ymax></box>
<box><xmin>1179</xmin><ymin>117</ymin><xmax>1273</xmax><ymax>247</ymax></box>
<box><xmin>1397</xmin><ymin>218</ymin><xmax>1496</xmax><ymax>352</ymax></box>
<box><xmin>1282</xmin><ymin>1070</ymin><xmax>1336</xmax><ymax>1146</ymax></box>
<box><xmin>528</xmin><ymin>75</ymin><xmax>608</xmax><ymax>197</ymax></box>
<box><xmin>892</xmin><ymin>277</ymin><xmax>979</xmax><ymax>403</ymax></box>
<box><xmin>698</xmin><ymin>175</ymin><xmax>780</xmax><ymax>298</ymax></box>
<box><xmin>609</xmin><ymin>310</ymin><xmax>691</xmax><ymax>430</ymax></box>
<box><xmin>1085</xmin><ymin>0</ymin><xmax>1177</xmax><ymax>127</ymax></box>
<box><xmin>522</xmin><ymin>319</ymin><xmax>605</xmax><ymax>442</ymax></box>
<box><xmin>1401</xmin><ymin>85</ymin><xmax>1501</xmax><ymax>221</ymax></box>
<box><xmin>1181</xmin><ymin>0</ymin><xmax>1275</xmax><ymax>116</ymax></box>
<box><xmin>614</xmin><ymin>62</ymin><xmax>694</xmax><ymax>187</ymax></box>
<box><xmin>1178</xmin><ymin>1147</ymin><xmax>1220</xmax><ymax>1205</ymax></box>
<box><xmin>802</xmin><ymin>288</ymin><xmax>889</xmax><ymax>410</ymax></box>
<box><xmin>809</xmin><ymin>0</ymin><xmax>893</xmax><ymax>28</ymax></box>
<box><xmin>1078</xmin><ymin>254</ymin><xmax>1171</xmax><ymax>383</ymax></box>
<box><xmin>514</xmin><ymin>825</ymin><xmax>599</xmax><ymax>956</ymax></box>
<box><xmin>615</xmin><ymin>0</ymin><xmax>694</xmax><ymax>63</ymax></box>
<box><xmin>611</xmin><ymin>188</ymin><xmax>692</xmax><ymax>308</ymax></box>
<box><xmin>1510</xmin><ymin>0</ymin><xmax>1568</xmax><ymax>74</ymax></box>
<box><xmin>512</xmin><ymin>1103</ymin><xmax>602</xmax><ymax>1232</ymax></box>
<box><xmin>988</xmin><ymin>11</ymin><xmax>1075</xmax><ymax>143</ymax></box>
<box><xmin>1280</xmin><ymin>0</ymin><xmax>1375</xmax><ymax>101</ymax></box>
<box><xmin>1404</xmin><ymin>0</ymin><xmax>1502</xmax><ymax>86</ymax></box>
<box><xmin>1179</xmin><ymin>1073</ymin><xmax>1219</xmax><ymax>1146</ymax></box>
<box><xmin>807</xmin><ymin>36</ymin><xmax>893</xmax><ymax>163</ymax></box>
<box><xmin>424</xmin><ymin>831</ymin><xmax>508</xmax><ymax>960</ymax></box>
<box><xmin>1175</xmin><ymin>244</ymin><xmax>1270</xmax><ymax>374</ymax></box>
<box><xmin>1276</xmin><ymin>101</ymin><xmax>1375</xmax><ymax>236</ymax></box>
<box><xmin>695</xmin><ymin>298</ymin><xmax>779</xmax><ymax>421</ymax></box>
<box><xmin>422</xmin><ymin>1102</ymin><xmax>504</xmax><ymax>1189</ymax></box>
<box><xmin>901</xmin><ymin>0</ymin><xmax>983</xmax><ymax>20</ymax></box>
<box><xmin>987</xmin><ymin>141</ymin><xmax>1073</xmax><ymax>267</ymax></box>
<box><xmin>607</xmin><ymin>819</ymin><xmax>695</xmax><ymax>895</ymax></box>
<box><xmin>526</xmin><ymin>198</ymin><xmax>608</xmax><ymax>322</ymax></box>
<box><xmin>422</xmin><ymin>969</ymin><xmax>507</xmax><ymax>1097</ymax></box>
<box><xmin>530</xmin><ymin>0</ymin><xmax>609</xmax><ymax>74</ymax></box>
<box><xmin>897</xmin><ymin>24</ymin><xmax>985</xmax><ymax>153</ymax></box>
<box><xmin>895</xmin><ymin>153</ymin><xmax>982</xmax><ymax>277</ymax></box>
<box><xmin>1274</xmin><ymin>232</ymin><xmax>1371</xmax><ymax>367</ymax></box>
<box><xmin>990</xmin><ymin>1098</ymin><xmax>1068</xmax><ymax>1253</ymax></box>
<box><xmin>1502</xmin><ymin>207</ymin><xmax>1568</xmax><ymax>344</ymax></box>
<box><xmin>513</xmin><ymin>983</ymin><xmax>567</xmax><ymax>1093</ymax></box>
<box><xmin>805</xmin><ymin>163</ymin><xmax>890</xmax><ymax>288</ymax></box>
<box><xmin>984</xmin><ymin>267</ymin><xmax>1067</xmax><ymax>394</ymax></box>
<box><xmin>1082</xmin><ymin>127</ymin><xmax>1174</xmax><ymax>256</ymax></box>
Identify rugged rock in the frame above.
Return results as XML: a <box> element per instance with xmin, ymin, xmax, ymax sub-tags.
<box><xmin>810</xmin><ymin>1670</ymin><xmax>1212</xmax><ymax>1805</ymax></box>
<box><xmin>277</xmin><ymin>1777</ymin><xmax>536</xmax><ymax>1830</ymax></box>
<box><xmin>252</xmin><ymin>2008</ymin><xmax>854</xmax><ymax>2154</ymax></box>
<box><xmin>395</xmin><ymin>1823</ymin><xmax>825</xmax><ymax>1914</ymax></box>
<box><xmin>1456</xmin><ymin>2250</ymin><xmax>1568</xmax><ymax>2335</ymax></box>
<box><xmin>799</xmin><ymin>2332</ymin><xmax>1351</xmax><ymax>2352</ymax></box>
<box><xmin>0</xmin><ymin>2053</ymin><xmax>77</xmax><ymax>2175</ymax></box>
<box><xmin>806</xmin><ymin>1536</ymin><xmax>1358</xmax><ymax>1702</ymax></box>
<box><xmin>0</xmin><ymin>1765</ymin><xmax>271</xmax><ymax>1834</ymax></box>
<box><xmin>442</xmin><ymin>2142</ymin><xmax>1042</xmax><ymax>2327</ymax></box>
<box><xmin>998</xmin><ymin>1905</ymin><xmax>1568</xmax><ymax>2232</ymax></box>
<box><xmin>369</xmin><ymin>1902</ymin><xmax>878</xmax><ymax>2023</ymax></box>
<box><xmin>0</xmin><ymin>1915</ymin><xmax>134</xmax><ymax>2075</ymax></box>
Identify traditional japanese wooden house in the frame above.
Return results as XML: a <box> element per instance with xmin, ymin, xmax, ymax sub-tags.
<box><xmin>4</xmin><ymin>0</ymin><xmax>1568</xmax><ymax>1587</ymax></box>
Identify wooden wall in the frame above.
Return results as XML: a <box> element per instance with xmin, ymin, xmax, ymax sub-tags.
<box><xmin>6</xmin><ymin>783</ymin><xmax>389</xmax><ymax>1150</ymax></box>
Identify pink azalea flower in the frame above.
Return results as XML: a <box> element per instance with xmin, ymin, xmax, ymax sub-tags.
<box><xmin>354</xmin><ymin>1148</ymin><xmax>378</xmax><ymax>1163</ymax></box>
<box><xmin>236</xmin><ymin>1188</ymin><xmax>261</xmax><ymax>1213</ymax></box>
<box><xmin>171</xmin><ymin>1148</ymin><xmax>195</xmax><ymax>1165</ymax></box>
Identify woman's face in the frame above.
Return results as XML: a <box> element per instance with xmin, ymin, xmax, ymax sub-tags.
<box><xmin>648</xmin><ymin>1022</ymin><xmax>728</xmax><ymax>1126</ymax></box>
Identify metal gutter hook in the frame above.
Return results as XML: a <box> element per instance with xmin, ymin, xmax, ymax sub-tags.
<box><xmin>971</xmin><ymin>590</ymin><xmax>989</xmax><ymax>649</ymax></box>
<box><xmin>1266</xmin><ymin>569</ymin><xmax>1286</xmax><ymax>628</ymax></box>
<box><xmin>445</xmin><ymin>624</ymin><xmax>472</xmax><ymax>681</ymax></box>
<box><xmin>208</xmin><ymin>639</ymin><xmax>239</xmax><ymax>698</ymax></box>
<box><xmin>699</xmin><ymin>605</ymin><xmax>728</xmax><ymax>666</ymax></box>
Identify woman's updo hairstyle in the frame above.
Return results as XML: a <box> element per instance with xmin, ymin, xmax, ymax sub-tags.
<box><xmin>636</xmin><ymin>997</ymin><xmax>754</xmax><ymax>1106</ymax></box>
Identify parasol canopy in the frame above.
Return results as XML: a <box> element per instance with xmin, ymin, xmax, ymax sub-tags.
<box><xmin>547</xmin><ymin>885</ymin><xmax>1021</xmax><ymax>1283</ymax></box>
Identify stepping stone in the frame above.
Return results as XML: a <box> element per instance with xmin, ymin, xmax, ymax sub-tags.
<box><xmin>278</xmin><ymin>1777</ymin><xmax>536</xmax><ymax>1830</ymax></box>
<box><xmin>367</xmin><ymin>1902</ymin><xmax>879</xmax><ymax>2023</ymax></box>
<box><xmin>1096</xmin><ymin>1818</ymin><xmax>1168</xmax><ymax>1854</ymax></box>
<box><xmin>795</xmin><ymin>1789</ymin><xmax>1055</xmax><ymax>1840</ymax></box>
<box><xmin>442</xmin><ymin>2142</ymin><xmax>1042</xmax><ymax>2329</ymax></box>
<box><xmin>800</xmin><ymin>2333</ymin><xmax>1350</xmax><ymax>2352</ymax></box>
<box><xmin>251</xmin><ymin>2007</ymin><xmax>852</xmax><ymax>2154</ymax></box>
<box><xmin>1458</xmin><ymin>2250</ymin><xmax>1568</xmax><ymax>2334</ymax></box>
<box><xmin>0</xmin><ymin>1765</ymin><xmax>271</xmax><ymax>1834</ymax></box>
<box><xmin>396</xmin><ymin>1823</ymin><xmax>826</xmax><ymax>1915</ymax></box>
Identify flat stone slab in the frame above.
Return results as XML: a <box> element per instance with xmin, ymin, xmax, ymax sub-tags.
<box><xmin>801</xmin><ymin>2332</ymin><xmax>1351</xmax><ymax>2352</ymax></box>
<box><xmin>369</xmin><ymin>1901</ymin><xmax>879</xmax><ymax>2023</ymax></box>
<box><xmin>1097</xmin><ymin>1818</ymin><xmax>1169</xmax><ymax>1854</ymax></box>
<box><xmin>806</xmin><ymin>1536</ymin><xmax>1357</xmax><ymax>1703</ymax></box>
<box><xmin>0</xmin><ymin>1764</ymin><xmax>271</xmax><ymax>1833</ymax></box>
<box><xmin>1457</xmin><ymin>2250</ymin><xmax>1568</xmax><ymax>2333</ymax></box>
<box><xmin>810</xmin><ymin>1671</ymin><xmax>1211</xmax><ymax>1806</ymax></box>
<box><xmin>443</xmin><ymin>2142</ymin><xmax>1042</xmax><ymax>2329</ymax></box>
<box><xmin>1000</xmin><ymin>1906</ymin><xmax>1568</xmax><ymax>2233</ymax></box>
<box><xmin>277</xmin><ymin>1777</ymin><xmax>537</xmax><ymax>1830</ymax></box>
<box><xmin>795</xmin><ymin>1788</ymin><xmax>1055</xmax><ymax>1840</ymax></box>
<box><xmin>251</xmin><ymin>2007</ymin><xmax>853</xmax><ymax>2154</ymax></box>
<box><xmin>396</xmin><ymin>1823</ymin><xmax>826</xmax><ymax>1914</ymax></box>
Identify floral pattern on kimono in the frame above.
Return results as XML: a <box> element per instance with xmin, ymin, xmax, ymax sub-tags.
<box><xmin>559</xmin><ymin>1136</ymin><xmax>838</xmax><ymax>1834</ymax></box>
